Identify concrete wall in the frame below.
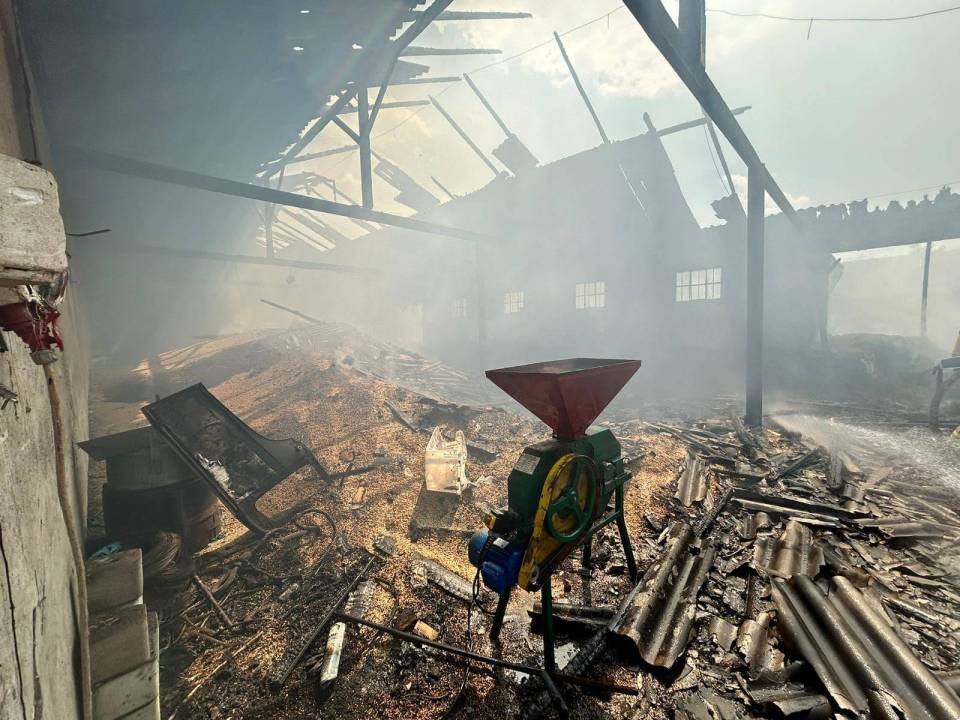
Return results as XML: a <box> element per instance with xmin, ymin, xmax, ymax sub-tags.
<box><xmin>0</xmin><ymin>2</ymin><xmax>86</xmax><ymax>718</ymax></box>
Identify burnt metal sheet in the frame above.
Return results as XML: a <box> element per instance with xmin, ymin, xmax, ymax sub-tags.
<box><xmin>609</xmin><ymin>523</ymin><xmax>717</xmax><ymax>668</ymax></box>
<box><xmin>771</xmin><ymin>574</ymin><xmax>960</xmax><ymax>720</ymax></box>
<box><xmin>732</xmin><ymin>488</ymin><xmax>860</xmax><ymax>524</ymax></box>
<box><xmin>79</xmin><ymin>425</ymin><xmax>155</xmax><ymax>458</ymax></box>
<box><xmin>707</xmin><ymin>616</ymin><xmax>737</xmax><ymax>652</ymax></box>
<box><xmin>142</xmin><ymin>383</ymin><xmax>327</xmax><ymax>533</ymax></box>
<box><xmin>736</xmin><ymin>612</ymin><xmax>784</xmax><ymax>676</ymax></box>
<box><xmin>751</xmin><ymin>520</ymin><xmax>824</xmax><ymax>579</ymax></box>
<box><xmin>739</xmin><ymin>511</ymin><xmax>771</xmax><ymax>540</ymax></box>
<box><xmin>740</xmin><ymin>677</ymin><xmax>830</xmax><ymax>716</ymax></box>
<box><xmin>675</xmin><ymin>451</ymin><xmax>708</xmax><ymax>506</ymax></box>
<box><xmin>674</xmin><ymin>693</ymin><xmax>740</xmax><ymax>720</ymax></box>
<box><xmin>858</xmin><ymin>517</ymin><xmax>952</xmax><ymax>541</ymax></box>
<box><xmin>938</xmin><ymin>670</ymin><xmax>960</xmax><ymax>694</ymax></box>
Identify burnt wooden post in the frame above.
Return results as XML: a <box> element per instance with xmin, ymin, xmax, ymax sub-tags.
<box><xmin>745</xmin><ymin>164</ymin><xmax>765</xmax><ymax>427</ymax></box>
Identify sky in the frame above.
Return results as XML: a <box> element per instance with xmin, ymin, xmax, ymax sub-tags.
<box><xmin>278</xmin><ymin>0</ymin><xmax>960</xmax><ymax>237</ymax></box>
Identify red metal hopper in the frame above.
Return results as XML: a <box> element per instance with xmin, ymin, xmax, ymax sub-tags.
<box><xmin>485</xmin><ymin>358</ymin><xmax>641</xmax><ymax>440</ymax></box>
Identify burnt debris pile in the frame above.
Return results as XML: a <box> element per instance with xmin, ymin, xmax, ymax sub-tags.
<box><xmin>85</xmin><ymin>330</ymin><xmax>960</xmax><ymax>720</ymax></box>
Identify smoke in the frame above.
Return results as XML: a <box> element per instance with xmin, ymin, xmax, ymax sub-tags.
<box><xmin>772</xmin><ymin>413</ymin><xmax>960</xmax><ymax>490</ymax></box>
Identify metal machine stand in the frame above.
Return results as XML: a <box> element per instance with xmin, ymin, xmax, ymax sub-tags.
<box><xmin>488</xmin><ymin>485</ymin><xmax>639</xmax><ymax>676</ymax></box>
<box><xmin>541</xmin><ymin>577</ymin><xmax>556</xmax><ymax>675</ymax></box>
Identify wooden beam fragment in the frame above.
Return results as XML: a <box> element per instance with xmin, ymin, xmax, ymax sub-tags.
<box><xmin>61</xmin><ymin>144</ymin><xmax>488</xmax><ymax>242</ymax></box>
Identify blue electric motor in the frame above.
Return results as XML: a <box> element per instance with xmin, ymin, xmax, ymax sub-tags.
<box><xmin>468</xmin><ymin>529</ymin><xmax>526</xmax><ymax>595</ymax></box>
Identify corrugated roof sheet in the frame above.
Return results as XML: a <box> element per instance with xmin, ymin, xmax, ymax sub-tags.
<box><xmin>609</xmin><ymin>523</ymin><xmax>717</xmax><ymax>668</ymax></box>
<box><xmin>675</xmin><ymin>451</ymin><xmax>708</xmax><ymax>507</ymax></box>
<box><xmin>772</xmin><ymin>575</ymin><xmax>960</xmax><ymax>720</ymax></box>
<box><xmin>751</xmin><ymin>520</ymin><xmax>824</xmax><ymax>578</ymax></box>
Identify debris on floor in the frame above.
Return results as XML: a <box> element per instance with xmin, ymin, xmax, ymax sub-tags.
<box><xmin>85</xmin><ymin>328</ymin><xmax>960</xmax><ymax>720</ymax></box>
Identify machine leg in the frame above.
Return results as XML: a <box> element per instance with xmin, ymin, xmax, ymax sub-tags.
<box><xmin>541</xmin><ymin>578</ymin><xmax>556</xmax><ymax>676</ymax></box>
<box><xmin>490</xmin><ymin>587</ymin><xmax>512</xmax><ymax>641</ymax></box>
<box><xmin>615</xmin><ymin>485</ymin><xmax>638</xmax><ymax>583</ymax></box>
<box><xmin>582</xmin><ymin>536</ymin><xmax>593</xmax><ymax>569</ymax></box>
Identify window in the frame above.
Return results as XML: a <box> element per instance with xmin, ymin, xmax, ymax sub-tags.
<box><xmin>451</xmin><ymin>297</ymin><xmax>467</xmax><ymax>318</ymax></box>
<box><xmin>575</xmin><ymin>281</ymin><xmax>606</xmax><ymax>309</ymax></box>
<box><xmin>676</xmin><ymin>267</ymin><xmax>722</xmax><ymax>302</ymax></box>
<box><xmin>503</xmin><ymin>290</ymin><xmax>524</xmax><ymax>314</ymax></box>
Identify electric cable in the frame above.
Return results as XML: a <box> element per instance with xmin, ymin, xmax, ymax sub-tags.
<box><xmin>438</xmin><ymin>533</ymin><xmax>496</xmax><ymax>719</ymax></box>
<box><xmin>702</xmin><ymin>117</ymin><xmax>730</xmax><ymax>196</ymax></box>
<box><xmin>706</xmin><ymin>6</ymin><xmax>960</xmax><ymax>23</ymax></box>
<box><xmin>370</xmin><ymin>4</ymin><xmax>627</xmax><ymax>142</ymax></box>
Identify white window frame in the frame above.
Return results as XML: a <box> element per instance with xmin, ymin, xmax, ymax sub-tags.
<box><xmin>451</xmin><ymin>297</ymin><xmax>467</xmax><ymax>318</ymax></box>
<box><xmin>503</xmin><ymin>290</ymin><xmax>525</xmax><ymax>314</ymax></box>
<box><xmin>676</xmin><ymin>267</ymin><xmax>722</xmax><ymax>302</ymax></box>
<box><xmin>575</xmin><ymin>281</ymin><xmax>606</xmax><ymax>309</ymax></box>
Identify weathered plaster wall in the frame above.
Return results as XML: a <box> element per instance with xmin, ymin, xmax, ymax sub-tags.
<box><xmin>0</xmin><ymin>1</ymin><xmax>87</xmax><ymax>718</ymax></box>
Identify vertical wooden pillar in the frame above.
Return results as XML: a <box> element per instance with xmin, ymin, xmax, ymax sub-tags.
<box><xmin>745</xmin><ymin>164</ymin><xmax>765</xmax><ymax>428</ymax></box>
<box><xmin>358</xmin><ymin>88</ymin><xmax>373</xmax><ymax>209</ymax></box>
<box><xmin>920</xmin><ymin>239</ymin><xmax>932</xmax><ymax>337</ymax></box>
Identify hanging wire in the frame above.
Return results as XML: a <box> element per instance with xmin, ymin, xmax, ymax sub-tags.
<box><xmin>706</xmin><ymin>6</ymin><xmax>960</xmax><ymax>23</ymax></box>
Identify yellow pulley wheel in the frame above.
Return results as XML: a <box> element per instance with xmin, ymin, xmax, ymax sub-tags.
<box><xmin>518</xmin><ymin>453</ymin><xmax>599</xmax><ymax>590</ymax></box>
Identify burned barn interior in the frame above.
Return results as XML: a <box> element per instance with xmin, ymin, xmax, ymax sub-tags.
<box><xmin>2</xmin><ymin>2</ymin><xmax>960</xmax><ymax>720</ymax></box>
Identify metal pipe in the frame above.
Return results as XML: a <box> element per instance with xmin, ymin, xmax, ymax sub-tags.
<box><xmin>336</xmin><ymin>612</ymin><xmax>570</xmax><ymax>714</ymax></box>
<box><xmin>271</xmin><ymin>556</ymin><xmax>376</xmax><ymax>688</ymax></box>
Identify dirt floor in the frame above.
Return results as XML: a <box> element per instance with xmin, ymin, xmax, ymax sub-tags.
<box><xmin>87</xmin><ymin>325</ymin><xmax>960</xmax><ymax>720</ymax></box>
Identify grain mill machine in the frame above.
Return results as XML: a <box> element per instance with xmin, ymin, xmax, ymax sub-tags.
<box><xmin>468</xmin><ymin>358</ymin><xmax>641</xmax><ymax>674</ymax></box>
